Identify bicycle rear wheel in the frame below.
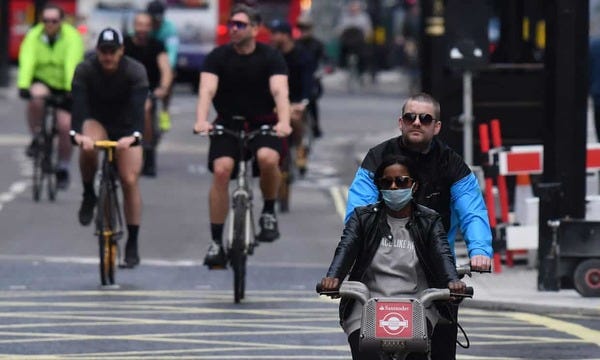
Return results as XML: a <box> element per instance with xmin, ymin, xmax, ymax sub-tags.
<box><xmin>231</xmin><ymin>194</ymin><xmax>248</xmax><ymax>303</ymax></box>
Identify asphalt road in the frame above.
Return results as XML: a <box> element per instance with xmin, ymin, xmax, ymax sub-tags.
<box><xmin>1</xmin><ymin>80</ymin><xmax>599</xmax><ymax>359</ymax></box>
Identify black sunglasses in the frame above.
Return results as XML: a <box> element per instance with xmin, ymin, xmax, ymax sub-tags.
<box><xmin>401</xmin><ymin>113</ymin><xmax>435</xmax><ymax>126</ymax></box>
<box><xmin>42</xmin><ymin>18</ymin><xmax>60</xmax><ymax>24</ymax></box>
<box><xmin>227</xmin><ymin>20</ymin><xmax>250</xmax><ymax>30</ymax></box>
<box><xmin>379</xmin><ymin>176</ymin><xmax>414</xmax><ymax>189</ymax></box>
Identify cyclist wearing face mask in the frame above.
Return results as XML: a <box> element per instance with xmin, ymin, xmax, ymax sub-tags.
<box><xmin>345</xmin><ymin>92</ymin><xmax>492</xmax><ymax>360</ymax></box>
<box><xmin>321</xmin><ymin>154</ymin><xmax>465</xmax><ymax>360</ymax></box>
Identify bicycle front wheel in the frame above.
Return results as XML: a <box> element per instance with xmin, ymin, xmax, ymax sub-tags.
<box><xmin>96</xmin><ymin>176</ymin><xmax>119</xmax><ymax>286</ymax></box>
<box><xmin>98</xmin><ymin>233</ymin><xmax>117</xmax><ymax>286</ymax></box>
<box><xmin>31</xmin><ymin>136</ymin><xmax>43</xmax><ymax>202</ymax></box>
<box><xmin>45</xmin><ymin>132</ymin><xmax>58</xmax><ymax>202</ymax></box>
<box><xmin>231</xmin><ymin>194</ymin><xmax>249</xmax><ymax>303</ymax></box>
<box><xmin>230</xmin><ymin>249</ymin><xmax>246</xmax><ymax>303</ymax></box>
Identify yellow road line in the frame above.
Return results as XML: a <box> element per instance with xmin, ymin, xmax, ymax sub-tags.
<box><xmin>328</xmin><ymin>186</ymin><xmax>346</xmax><ymax>221</ymax></box>
<box><xmin>508</xmin><ymin>312</ymin><xmax>600</xmax><ymax>346</ymax></box>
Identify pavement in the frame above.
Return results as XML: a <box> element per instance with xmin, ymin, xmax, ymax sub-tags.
<box><xmin>2</xmin><ymin>65</ymin><xmax>599</xmax><ymax>317</ymax></box>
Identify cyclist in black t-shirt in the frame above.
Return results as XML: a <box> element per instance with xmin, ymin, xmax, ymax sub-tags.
<box><xmin>70</xmin><ymin>28</ymin><xmax>149</xmax><ymax>268</ymax></box>
<box><xmin>296</xmin><ymin>15</ymin><xmax>333</xmax><ymax>138</ymax></box>
<box><xmin>270</xmin><ymin>19</ymin><xmax>312</xmax><ymax>177</ymax></box>
<box><xmin>193</xmin><ymin>4</ymin><xmax>292</xmax><ymax>269</ymax></box>
<box><xmin>124</xmin><ymin>12</ymin><xmax>174</xmax><ymax>177</ymax></box>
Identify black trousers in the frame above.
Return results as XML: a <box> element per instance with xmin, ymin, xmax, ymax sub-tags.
<box><xmin>430</xmin><ymin>304</ymin><xmax>459</xmax><ymax>360</ymax></box>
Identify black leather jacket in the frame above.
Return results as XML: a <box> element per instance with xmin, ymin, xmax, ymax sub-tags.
<box><xmin>326</xmin><ymin>201</ymin><xmax>459</xmax><ymax>324</ymax></box>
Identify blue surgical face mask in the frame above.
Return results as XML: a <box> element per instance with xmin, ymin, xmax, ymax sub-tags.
<box><xmin>381</xmin><ymin>187</ymin><xmax>413</xmax><ymax>211</ymax></box>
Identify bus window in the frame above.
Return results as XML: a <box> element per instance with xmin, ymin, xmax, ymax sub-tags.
<box><xmin>164</xmin><ymin>0</ymin><xmax>218</xmax><ymax>87</ymax></box>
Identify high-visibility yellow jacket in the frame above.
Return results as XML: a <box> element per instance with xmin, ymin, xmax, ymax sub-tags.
<box><xmin>18</xmin><ymin>22</ymin><xmax>84</xmax><ymax>91</ymax></box>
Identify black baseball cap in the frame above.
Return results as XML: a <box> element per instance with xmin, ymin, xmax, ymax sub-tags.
<box><xmin>269</xmin><ymin>19</ymin><xmax>292</xmax><ymax>35</ymax></box>
<box><xmin>96</xmin><ymin>27</ymin><xmax>123</xmax><ymax>49</ymax></box>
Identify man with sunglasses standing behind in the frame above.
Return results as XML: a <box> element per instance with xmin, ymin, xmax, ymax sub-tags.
<box><xmin>194</xmin><ymin>5</ymin><xmax>291</xmax><ymax>269</ymax></box>
<box><xmin>18</xmin><ymin>3</ymin><xmax>84</xmax><ymax>190</ymax></box>
<box><xmin>345</xmin><ymin>92</ymin><xmax>492</xmax><ymax>360</ymax></box>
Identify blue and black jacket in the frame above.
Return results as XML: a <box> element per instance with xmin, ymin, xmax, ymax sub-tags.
<box><xmin>345</xmin><ymin>136</ymin><xmax>493</xmax><ymax>258</ymax></box>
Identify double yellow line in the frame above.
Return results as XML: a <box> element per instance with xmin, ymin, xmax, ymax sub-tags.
<box><xmin>328</xmin><ymin>185</ymin><xmax>349</xmax><ymax>221</ymax></box>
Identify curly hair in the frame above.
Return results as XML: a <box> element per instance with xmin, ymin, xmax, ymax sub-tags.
<box><xmin>373</xmin><ymin>154</ymin><xmax>418</xmax><ymax>190</ymax></box>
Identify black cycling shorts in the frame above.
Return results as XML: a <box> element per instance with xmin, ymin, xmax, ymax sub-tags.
<box><xmin>208</xmin><ymin>126</ymin><xmax>284</xmax><ymax>179</ymax></box>
<box><xmin>31</xmin><ymin>79</ymin><xmax>72</xmax><ymax>111</ymax></box>
<box><xmin>106</xmin><ymin>127</ymin><xmax>135</xmax><ymax>142</ymax></box>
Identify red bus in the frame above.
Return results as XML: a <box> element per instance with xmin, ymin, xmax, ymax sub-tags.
<box><xmin>216</xmin><ymin>0</ymin><xmax>305</xmax><ymax>45</ymax></box>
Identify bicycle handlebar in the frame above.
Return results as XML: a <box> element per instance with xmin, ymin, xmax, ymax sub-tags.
<box><xmin>69</xmin><ymin>131</ymin><xmax>142</xmax><ymax>147</ymax></box>
<box><xmin>28</xmin><ymin>93</ymin><xmax>68</xmax><ymax>106</ymax></box>
<box><xmin>316</xmin><ymin>282</ymin><xmax>474</xmax><ymax>306</ymax></box>
<box><xmin>94</xmin><ymin>140</ymin><xmax>119</xmax><ymax>148</ymax></box>
<box><xmin>193</xmin><ymin>124</ymin><xmax>277</xmax><ymax>138</ymax></box>
<box><xmin>456</xmin><ymin>263</ymin><xmax>492</xmax><ymax>279</ymax></box>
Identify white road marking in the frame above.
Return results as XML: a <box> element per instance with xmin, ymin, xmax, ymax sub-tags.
<box><xmin>0</xmin><ymin>254</ymin><xmax>328</xmax><ymax>269</ymax></box>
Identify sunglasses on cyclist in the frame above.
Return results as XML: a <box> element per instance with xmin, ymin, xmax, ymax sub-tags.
<box><xmin>401</xmin><ymin>113</ymin><xmax>435</xmax><ymax>126</ymax></box>
<box><xmin>227</xmin><ymin>20</ymin><xmax>250</xmax><ymax>30</ymax></box>
<box><xmin>379</xmin><ymin>176</ymin><xmax>415</xmax><ymax>189</ymax></box>
<box><xmin>42</xmin><ymin>18</ymin><xmax>60</xmax><ymax>24</ymax></box>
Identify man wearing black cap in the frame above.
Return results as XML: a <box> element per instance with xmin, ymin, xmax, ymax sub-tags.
<box><xmin>194</xmin><ymin>4</ymin><xmax>291</xmax><ymax>269</ymax></box>
<box><xmin>70</xmin><ymin>27</ymin><xmax>149</xmax><ymax>268</ymax></box>
<box><xmin>146</xmin><ymin>0</ymin><xmax>178</xmax><ymax>132</ymax></box>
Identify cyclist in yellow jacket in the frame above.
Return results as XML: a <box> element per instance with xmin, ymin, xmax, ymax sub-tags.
<box><xmin>17</xmin><ymin>4</ymin><xmax>84</xmax><ymax>189</ymax></box>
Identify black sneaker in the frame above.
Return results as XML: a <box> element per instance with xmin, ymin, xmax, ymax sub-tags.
<box><xmin>203</xmin><ymin>241</ymin><xmax>227</xmax><ymax>269</ymax></box>
<box><xmin>312</xmin><ymin>126</ymin><xmax>323</xmax><ymax>139</ymax></box>
<box><xmin>78</xmin><ymin>193</ymin><xmax>96</xmax><ymax>226</ymax></box>
<box><xmin>25</xmin><ymin>138</ymin><xmax>37</xmax><ymax>158</ymax></box>
<box><xmin>56</xmin><ymin>169</ymin><xmax>70</xmax><ymax>190</ymax></box>
<box><xmin>120</xmin><ymin>244</ymin><xmax>140</xmax><ymax>269</ymax></box>
<box><xmin>257</xmin><ymin>213</ymin><xmax>280</xmax><ymax>242</ymax></box>
<box><xmin>142</xmin><ymin>149</ymin><xmax>157</xmax><ymax>177</ymax></box>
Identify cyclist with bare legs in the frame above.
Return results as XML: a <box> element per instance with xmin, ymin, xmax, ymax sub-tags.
<box><xmin>124</xmin><ymin>11</ymin><xmax>174</xmax><ymax>177</ymax></box>
<box><xmin>70</xmin><ymin>28</ymin><xmax>148</xmax><ymax>268</ymax></box>
<box><xmin>17</xmin><ymin>3</ymin><xmax>84</xmax><ymax>189</ymax></box>
<box><xmin>194</xmin><ymin>4</ymin><xmax>291</xmax><ymax>268</ymax></box>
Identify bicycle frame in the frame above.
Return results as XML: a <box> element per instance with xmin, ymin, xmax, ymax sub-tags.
<box><xmin>95</xmin><ymin>141</ymin><xmax>124</xmax><ymax>286</ymax></box>
<box><xmin>207</xmin><ymin>121</ymin><xmax>275</xmax><ymax>303</ymax></box>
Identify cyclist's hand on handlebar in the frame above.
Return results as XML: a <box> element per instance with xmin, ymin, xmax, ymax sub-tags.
<box><xmin>273</xmin><ymin>122</ymin><xmax>293</xmax><ymax>137</ymax></box>
<box><xmin>18</xmin><ymin>88</ymin><xmax>31</xmax><ymax>100</ymax></box>
<box><xmin>448</xmin><ymin>280</ymin><xmax>466</xmax><ymax>293</ymax></box>
<box><xmin>116</xmin><ymin>135</ymin><xmax>137</xmax><ymax>150</ymax></box>
<box><xmin>448</xmin><ymin>280</ymin><xmax>467</xmax><ymax>301</ymax></box>
<box><xmin>153</xmin><ymin>86</ymin><xmax>167</xmax><ymax>99</ymax></box>
<box><xmin>470</xmin><ymin>255</ymin><xmax>492</xmax><ymax>272</ymax></box>
<box><xmin>320</xmin><ymin>277</ymin><xmax>341</xmax><ymax>298</ymax></box>
<box><xmin>193</xmin><ymin>120</ymin><xmax>213</xmax><ymax>135</ymax></box>
<box><xmin>75</xmin><ymin>134</ymin><xmax>95</xmax><ymax>151</ymax></box>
